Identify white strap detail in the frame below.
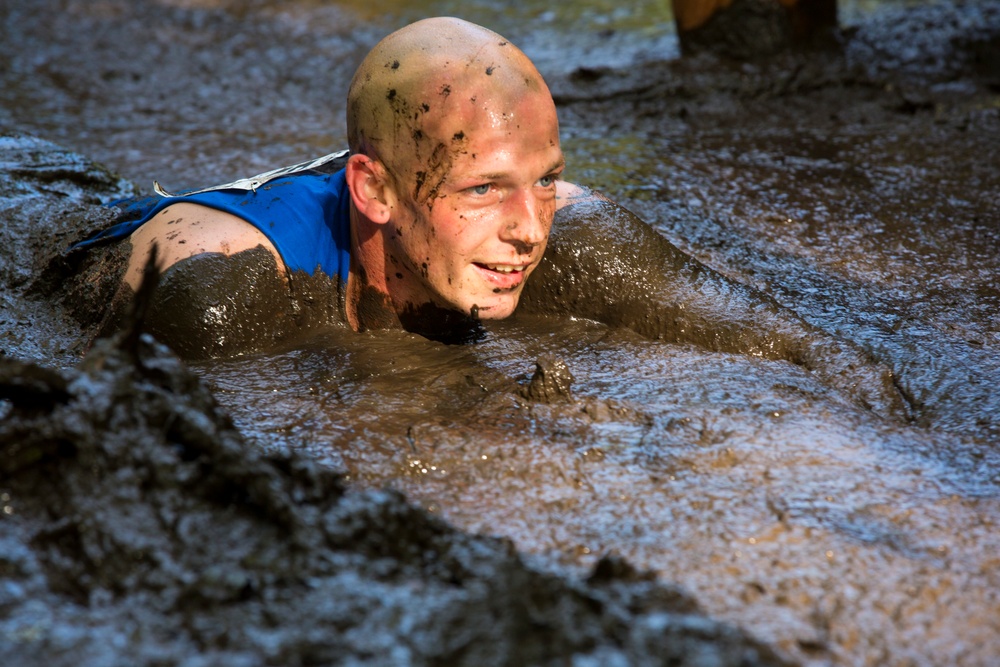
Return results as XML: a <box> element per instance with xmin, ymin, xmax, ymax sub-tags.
<box><xmin>152</xmin><ymin>149</ymin><xmax>350</xmax><ymax>198</ymax></box>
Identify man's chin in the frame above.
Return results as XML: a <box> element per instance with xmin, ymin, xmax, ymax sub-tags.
<box><xmin>464</xmin><ymin>295</ymin><xmax>521</xmax><ymax>320</ymax></box>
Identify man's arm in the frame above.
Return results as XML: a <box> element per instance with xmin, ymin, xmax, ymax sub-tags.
<box><xmin>523</xmin><ymin>192</ymin><xmax>912</xmax><ymax>421</ymax></box>
<box><xmin>97</xmin><ymin>202</ymin><xmax>300</xmax><ymax>360</ymax></box>
<box><xmin>124</xmin><ymin>202</ymin><xmax>285</xmax><ymax>290</ymax></box>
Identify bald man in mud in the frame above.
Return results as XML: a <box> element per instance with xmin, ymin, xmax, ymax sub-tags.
<box><xmin>77</xmin><ymin>17</ymin><xmax>910</xmax><ymax>420</ymax></box>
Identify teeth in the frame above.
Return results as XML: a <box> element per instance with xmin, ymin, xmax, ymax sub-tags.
<box><xmin>483</xmin><ymin>264</ymin><xmax>524</xmax><ymax>273</ymax></box>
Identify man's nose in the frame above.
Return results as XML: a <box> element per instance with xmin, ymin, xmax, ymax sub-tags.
<box><xmin>500</xmin><ymin>190</ymin><xmax>549</xmax><ymax>248</ymax></box>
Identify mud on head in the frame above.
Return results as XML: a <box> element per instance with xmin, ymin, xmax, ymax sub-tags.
<box><xmin>346</xmin><ymin>17</ymin><xmax>556</xmax><ymax>205</ymax></box>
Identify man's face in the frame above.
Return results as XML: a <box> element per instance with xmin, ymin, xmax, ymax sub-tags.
<box><xmin>383</xmin><ymin>89</ymin><xmax>564</xmax><ymax>320</ymax></box>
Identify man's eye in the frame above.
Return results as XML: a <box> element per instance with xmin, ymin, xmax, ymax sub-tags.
<box><xmin>470</xmin><ymin>184</ymin><xmax>491</xmax><ymax>195</ymax></box>
<box><xmin>538</xmin><ymin>175</ymin><xmax>556</xmax><ymax>187</ymax></box>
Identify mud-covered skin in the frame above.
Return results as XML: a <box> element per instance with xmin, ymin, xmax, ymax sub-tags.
<box><xmin>523</xmin><ymin>197</ymin><xmax>910</xmax><ymax>419</ymax></box>
<box><xmin>96</xmin><ymin>243</ymin><xmax>487</xmax><ymax>355</ymax></box>
<box><xmin>65</xmin><ymin>241</ymin><xmax>347</xmax><ymax>361</ymax></box>
<box><xmin>102</xmin><ymin>246</ymin><xmax>309</xmax><ymax>359</ymax></box>
<box><xmin>398</xmin><ymin>301</ymin><xmax>487</xmax><ymax>344</ymax></box>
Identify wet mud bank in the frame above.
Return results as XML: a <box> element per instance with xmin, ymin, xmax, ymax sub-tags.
<box><xmin>2</xmin><ymin>1</ymin><xmax>1000</xmax><ymax>666</ymax></box>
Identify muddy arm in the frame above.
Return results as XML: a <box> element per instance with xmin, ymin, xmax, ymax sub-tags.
<box><xmin>95</xmin><ymin>246</ymin><xmax>308</xmax><ymax>361</ymax></box>
<box><xmin>520</xmin><ymin>198</ymin><xmax>911</xmax><ymax>420</ymax></box>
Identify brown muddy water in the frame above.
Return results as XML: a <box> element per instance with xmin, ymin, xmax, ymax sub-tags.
<box><xmin>2</xmin><ymin>0</ymin><xmax>1000</xmax><ymax>666</ymax></box>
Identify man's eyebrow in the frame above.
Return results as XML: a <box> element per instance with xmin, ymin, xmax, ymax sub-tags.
<box><xmin>474</xmin><ymin>157</ymin><xmax>566</xmax><ymax>181</ymax></box>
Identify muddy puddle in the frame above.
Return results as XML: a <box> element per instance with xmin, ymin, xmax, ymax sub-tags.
<box><xmin>2</xmin><ymin>0</ymin><xmax>1000</xmax><ymax>665</ymax></box>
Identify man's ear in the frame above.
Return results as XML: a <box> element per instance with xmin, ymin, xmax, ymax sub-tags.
<box><xmin>345</xmin><ymin>154</ymin><xmax>395</xmax><ymax>224</ymax></box>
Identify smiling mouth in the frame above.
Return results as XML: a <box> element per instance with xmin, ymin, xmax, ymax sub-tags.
<box><xmin>475</xmin><ymin>263</ymin><xmax>529</xmax><ymax>274</ymax></box>
<box><xmin>472</xmin><ymin>262</ymin><xmax>532</xmax><ymax>292</ymax></box>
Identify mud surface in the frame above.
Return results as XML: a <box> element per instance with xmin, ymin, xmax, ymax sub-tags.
<box><xmin>2</xmin><ymin>1</ymin><xmax>1000</xmax><ymax>666</ymax></box>
<box><xmin>2</xmin><ymin>310</ymin><xmax>789</xmax><ymax>665</ymax></box>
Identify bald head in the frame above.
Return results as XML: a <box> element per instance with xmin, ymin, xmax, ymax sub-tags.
<box><xmin>347</xmin><ymin>17</ymin><xmax>556</xmax><ymax>203</ymax></box>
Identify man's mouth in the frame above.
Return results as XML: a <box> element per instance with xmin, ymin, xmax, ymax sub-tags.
<box><xmin>477</xmin><ymin>263</ymin><xmax>528</xmax><ymax>274</ymax></box>
<box><xmin>473</xmin><ymin>262</ymin><xmax>530</xmax><ymax>290</ymax></box>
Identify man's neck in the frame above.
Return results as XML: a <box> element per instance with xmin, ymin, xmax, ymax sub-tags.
<box><xmin>346</xmin><ymin>208</ymin><xmax>402</xmax><ymax>332</ymax></box>
<box><xmin>346</xmin><ymin>209</ymin><xmax>483</xmax><ymax>342</ymax></box>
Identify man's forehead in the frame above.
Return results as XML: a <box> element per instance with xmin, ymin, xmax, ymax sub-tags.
<box><xmin>464</xmin><ymin>155</ymin><xmax>566</xmax><ymax>182</ymax></box>
<box><xmin>420</xmin><ymin>71</ymin><xmax>557</xmax><ymax>132</ymax></box>
<box><xmin>362</xmin><ymin>20</ymin><xmax>561</xmax><ymax>194</ymax></box>
<box><xmin>446</xmin><ymin>133</ymin><xmax>565</xmax><ymax>175</ymax></box>
<box><xmin>418</xmin><ymin>75</ymin><xmax>560</xmax><ymax>154</ymax></box>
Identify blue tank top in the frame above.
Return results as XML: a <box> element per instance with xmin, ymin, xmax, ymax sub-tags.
<box><xmin>75</xmin><ymin>154</ymin><xmax>352</xmax><ymax>283</ymax></box>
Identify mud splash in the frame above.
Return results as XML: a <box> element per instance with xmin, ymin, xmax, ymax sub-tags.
<box><xmin>2</xmin><ymin>1</ymin><xmax>1000</xmax><ymax>666</ymax></box>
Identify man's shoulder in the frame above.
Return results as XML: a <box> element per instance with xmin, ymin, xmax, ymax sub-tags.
<box><xmin>555</xmin><ymin>180</ymin><xmax>608</xmax><ymax>211</ymax></box>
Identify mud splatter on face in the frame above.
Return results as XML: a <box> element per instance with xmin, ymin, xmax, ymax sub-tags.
<box><xmin>414</xmin><ymin>171</ymin><xmax>426</xmax><ymax>199</ymax></box>
<box><xmin>485</xmin><ymin>65</ymin><xmax>495</xmax><ymax>76</ymax></box>
<box><xmin>411</xmin><ymin>142</ymin><xmax>452</xmax><ymax>207</ymax></box>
